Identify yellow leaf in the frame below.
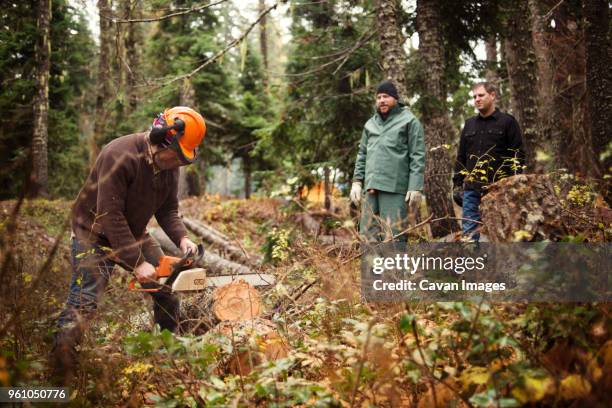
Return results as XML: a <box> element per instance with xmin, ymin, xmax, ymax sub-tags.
<box><xmin>560</xmin><ymin>374</ymin><xmax>591</xmax><ymax>400</ymax></box>
<box><xmin>123</xmin><ymin>362</ymin><xmax>153</xmax><ymax>375</ymax></box>
<box><xmin>513</xmin><ymin>230</ymin><xmax>533</xmax><ymax>241</ymax></box>
<box><xmin>460</xmin><ymin>366</ymin><xmax>490</xmax><ymax>387</ymax></box>
<box><xmin>535</xmin><ymin>150</ymin><xmax>551</xmax><ymax>162</ymax></box>
<box><xmin>512</xmin><ymin>376</ymin><xmax>553</xmax><ymax>403</ymax></box>
<box><xmin>23</xmin><ymin>273</ymin><xmax>32</xmax><ymax>283</ymax></box>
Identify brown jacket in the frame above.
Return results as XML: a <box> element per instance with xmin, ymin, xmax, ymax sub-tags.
<box><xmin>72</xmin><ymin>132</ymin><xmax>187</xmax><ymax>269</ymax></box>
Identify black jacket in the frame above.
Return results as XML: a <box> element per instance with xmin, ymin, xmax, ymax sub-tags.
<box><xmin>453</xmin><ymin>108</ymin><xmax>525</xmax><ymax>191</ymax></box>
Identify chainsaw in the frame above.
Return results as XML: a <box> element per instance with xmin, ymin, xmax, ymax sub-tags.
<box><xmin>129</xmin><ymin>244</ymin><xmax>275</xmax><ymax>293</ymax></box>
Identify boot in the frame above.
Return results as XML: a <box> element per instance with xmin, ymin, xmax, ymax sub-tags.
<box><xmin>49</xmin><ymin>325</ymin><xmax>81</xmax><ymax>386</ymax></box>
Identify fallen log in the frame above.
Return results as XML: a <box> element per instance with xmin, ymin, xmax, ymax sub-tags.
<box><xmin>480</xmin><ymin>174</ymin><xmax>567</xmax><ymax>241</ymax></box>
<box><xmin>293</xmin><ymin>212</ymin><xmax>321</xmax><ymax>236</ymax></box>
<box><xmin>149</xmin><ymin>228</ymin><xmax>253</xmax><ymax>275</ymax></box>
<box><xmin>182</xmin><ymin>217</ymin><xmax>262</xmax><ymax>266</ymax></box>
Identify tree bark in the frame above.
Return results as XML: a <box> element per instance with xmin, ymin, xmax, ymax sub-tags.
<box><xmin>178</xmin><ymin>78</ymin><xmax>198</xmax><ymax>198</ymax></box>
<box><xmin>524</xmin><ymin>0</ymin><xmax>601</xmax><ymax>182</ymax></box>
<box><xmin>182</xmin><ymin>217</ymin><xmax>262</xmax><ymax>266</ymax></box>
<box><xmin>123</xmin><ymin>0</ymin><xmax>141</xmax><ymax>112</ymax></box>
<box><xmin>484</xmin><ymin>35</ymin><xmax>498</xmax><ymax>84</ymax></box>
<box><xmin>374</xmin><ymin>0</ymin><xmax>407</xmax><ymax>97</ymax></box>
<box><xmin>258</xmin><ymin>0</ymin><xmax>268</xmax><ymax>88</ymax></box>
<box><xmin>91</xmin><ymin>0</ymin><xmax>112</xmax><ymax>166</ymax></box>
<box><xmin>30</xmin><ymin>0</ymin><xmax>51</xmax><ymax>197</ymax></box>
<box><xmin>502</xmin><ymin>1</ymin><xmax>543</xmax><ymax>173</ymax></box>
<box><xmin>323</xmin><ymin>166</ymin><xmax>331</xmax><ymax>211</ymax></box>
<box><xmin>582</xmin><ymin>0</ymin><xmax>611</xmax><ymax>187</ymax></box>
<box><xmin>528</xmin><ymin>0</ymin><xmax>555</xmax><ymax>172</ymax></box>
<box><xmin>416</xmin><ymin>0</ymin><xmax>459</xmax><ymax>237</ymax></box>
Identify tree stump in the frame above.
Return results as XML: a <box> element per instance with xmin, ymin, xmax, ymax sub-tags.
<box><xmin>213</xmin><ymin>318</ymin><xmax>290</xmax><ymax>376</ymax></box>
<box><xmin>212</xmin><ymin>279</ymin><xmax>263</xmax><ymax>321</ymax></box>
<box><xmin>480</xmin><ymin>174</ymin><xmax>567</xmax><ymax>241</ymax></box>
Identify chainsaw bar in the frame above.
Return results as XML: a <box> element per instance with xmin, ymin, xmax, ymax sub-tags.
<box><xmin>161</xmin><ymin>268</ymin><xmax>276</xmax><ymax>292</ymax></box>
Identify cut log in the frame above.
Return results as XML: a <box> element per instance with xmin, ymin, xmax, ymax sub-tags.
<box><xmin>213</xmin><ymin>318</ymin><xmax>290</xmax><ymax>376</ymax></box>
<box><xmin>182</xmin><ymin>217</ymin><xmax>262</xmax><ymax>266</ymax></box>
<box><xmin>149</xmin><ymin>228</ymin><xmax>253</xmax><ymax>275</ymax></box>
<box><xmin>480</xmin><ymin>174</ymin><xmax>567</xmax><ymax>241</ymax></box>
<box><xmin>212</xmin><ymin>280</ymin><xmax>263</xmax><ymax>321</ymax></box>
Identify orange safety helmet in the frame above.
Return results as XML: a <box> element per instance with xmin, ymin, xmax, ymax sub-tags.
<box><xmin>163</xmin><ymin>106</ymin><xmax>206</xmax><ymax>163</ymax></box>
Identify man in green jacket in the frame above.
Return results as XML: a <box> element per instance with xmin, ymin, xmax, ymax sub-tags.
<box><xmin>350</xmin><ymin>80</ymin><xmax>426</xmax><ymax>241</ymax></box>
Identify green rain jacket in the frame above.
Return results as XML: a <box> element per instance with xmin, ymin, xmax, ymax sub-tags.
<box><xmin>353</xmin><ymin>103</ymin><xmax>425</xmax><ymax>194</ymax></box>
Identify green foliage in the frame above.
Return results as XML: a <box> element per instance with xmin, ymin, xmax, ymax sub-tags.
<box><xmin>255</xmin><ymin>0</ymin><xmax>380</xmax><ymax>191</ymax></box>
<box><xmin>262</xmin><ymin>227</ymin><xmax>292</xmax><ymax>264</ymax></box>
<box><xmin>0</xmin><ymin>0</ymin><xmax>94</xmax><ymax>198</ymax></box>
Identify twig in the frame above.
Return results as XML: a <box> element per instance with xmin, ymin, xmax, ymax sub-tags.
<box><xmin>349</xmin><ymin>319</ymin><xmax>375</xmax><ymax>407</ymax></box>
<box><xmin>543</xmin><ymin>0</ymin><xmax>565</xmax><ymax>20</ymax></box>
<box><xmin>341</xmin><ymin>213</ymin><xmax>434</xmax><ymax>265</ymax></box>
<box><xmin>102</xmin><ymin>0</ymin><xmax>228</xmax><ymax>24</ymax></box>
<box><xmin>411</xmin><ymin>319</ymin><xmax>474</xmax><ymax>408</ymax></box>
<box><xmin>154</xmin><ymin>1</ymin><xmax>280</xmax><ymax>89</ymax></box>
<box><xmin>332</xmin><ymin>30</ymin><xmax>377</xmax><ymax>75</ymax></box>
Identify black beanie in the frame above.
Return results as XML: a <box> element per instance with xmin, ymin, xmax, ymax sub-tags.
<box><xmin>376</xmin><ymin>80</ymin><xmax>399</xmax><ymax>100</ymax></box>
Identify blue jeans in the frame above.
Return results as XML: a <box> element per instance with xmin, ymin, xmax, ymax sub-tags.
<box><xmin>56</xmin><ymin>235</ymin><xmax>180</xmax><ymax>334</ymax></box>
<box><xmin>462</xmin><ymin>189</ymin><xmax>481</xmax><ymax>241</ymax></box>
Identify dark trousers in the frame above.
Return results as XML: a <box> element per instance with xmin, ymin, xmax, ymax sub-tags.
<box><xmin>56</xmin><ymin>234</ymin><xmax>180</xmax><ymax>335</ymax></box>
<box><xmin>462</xmin><ymin>189</ymin><xmax>481</xmax><ymax>241</ymax></box>
<box><xmin>51</xmin><ymin>234</ymin><xmax>179</xmax><ymax>384</ymax></box>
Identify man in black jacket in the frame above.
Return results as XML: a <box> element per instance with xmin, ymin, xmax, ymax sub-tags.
<box><xmin>453</xmin><ymin>82</ymin><xmax>525</xmax><ymax>240</ymax></box>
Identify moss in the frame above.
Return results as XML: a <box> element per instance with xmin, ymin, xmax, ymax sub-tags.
<box><xmin>20</xmin><ymin>199</ymin><xmax>71</xmax><ymax>237</ymax></box>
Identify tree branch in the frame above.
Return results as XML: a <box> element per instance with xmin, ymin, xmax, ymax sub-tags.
<box><xmin>101</xmin><ymin>0</ymin><xmax>228</xmax><ymax>24</ymax></box>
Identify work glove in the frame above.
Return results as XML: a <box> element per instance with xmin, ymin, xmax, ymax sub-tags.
<box><xmin>405</xmin><ymin>190</ymin><xmax>423</xmax><ymax>206</ymax></box>
<box><xmin>349</xmin><ymin>181</ymin><xmax>363</xmax><ymax>204</ymax></box>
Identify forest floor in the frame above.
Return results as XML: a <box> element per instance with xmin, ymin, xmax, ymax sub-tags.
<box><xmin>0</xmin><ymin>196</ymin><xmax>610</xmax><ymax>407</ymax></box>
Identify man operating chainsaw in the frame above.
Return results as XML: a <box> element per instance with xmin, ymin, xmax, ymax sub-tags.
<box><xmin>51</xmin><ymin>107</ymin><xmax>205</xmax><ymax>384</ymax></box>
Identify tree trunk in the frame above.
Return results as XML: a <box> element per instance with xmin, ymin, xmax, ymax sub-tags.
<box><xmin>582</xmin><ymin>0</ymin><xmax>610</xmax><ymax>192</ymax></box>
<box><xmin>258</xmin><ymin>0</ymin><xmax>268</xmax><ymax>88</ymax></box>
<box><xmin>91</xmin><ymin>0</ymin><xmax>112</xmax><ymax>165</ymax></box>
<box><xmin>527</xmin><ymin>0</ymin><xmax>557</xmax><ymax>174</ymax></box>
<box><xmin>484</xmin><ymin>35</ymin><xmax>498</xmax><ymax>84</ymax></box>
<box><xmin>323</xmin><ymin>166</ymin><xmax>331</xmax><ymax>211</ymax></box>
<box><xmin>502</xmin><ymin>1</ymin><xmax>543</xmax><ymax>173</ymax></box>
<box><xmin>524</xmin><ymin>1</ymin><xmax>601</xmax><ymax>182</ymax></box>
<box><xmin>416</xmin><ymin>0</ymin><xmax>459</xmax><ymax>237</ymax></box>
<box><xmin>243</xmin><ymin>155</ymin><xmax>252</xmax><ymax>199</ymax></box>
<box><xmin>30</xmin><ymin>0</ymin><xmax>51</xmax><ymax>197</ymax></box>
<box><xmin>123</xmin><ymin>0</ymin><xmax>141</xmax><ymax>112</ymax></box>
<box><xmin>374</xmin><ymin>0</ymin><xmax>407</xmax><ymax>97</ymax></box>
<box><xmin>178</xmin><ymin>78</ymin><xmax>197</xmax><ymax>198</ymax></box>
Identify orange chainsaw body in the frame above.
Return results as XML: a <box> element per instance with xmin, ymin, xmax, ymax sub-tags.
<box><xmin>156</xmin><ymin>255</ymin><xmax>182</xmax><ymax>278</ymax></box>
<box><xmin>128</xmin><ymin>254</ymin><xmax>195</xmax><ymax>292</ymax></box>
